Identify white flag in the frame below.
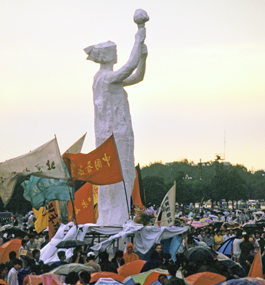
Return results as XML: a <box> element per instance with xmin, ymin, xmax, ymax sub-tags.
<box><xmin>0</xmin><ymin>138</ymin><xmax>68</xmax><ymax>206</ymax></box>
<box><xmin>156</xmin><ymin>181</ymin><xmax>176</xmax><ymax>226</ymax></box>
<box><xmin>64</xmin><ymin>133</ymin><xmax>86</xmax><ymax>154</ymax></box>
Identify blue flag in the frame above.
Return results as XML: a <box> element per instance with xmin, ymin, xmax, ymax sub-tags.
<box><xmin>22</xmin><ymin>175</ymin><xmax>74</xmax><ymax>210</ymax></box>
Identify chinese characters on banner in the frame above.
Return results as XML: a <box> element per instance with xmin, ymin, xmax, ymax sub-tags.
<box><xmin>68</xmin><ymin>182</ymin><xmax>96</xmax><ymax>224</ymax></box>
<box><xmin>48</xmin><ymin>201</ymin><xmax>61</xmax><ymax>241</ymax></box>
<box><xmin>156</xmin><ymin>182</ymin><xmax>176</xmax><ymax>227</ymax></box>
<box><xmin>63</xmin><ymin>135</ymin><xmax>123</xmax><ymax>185</ymax></box>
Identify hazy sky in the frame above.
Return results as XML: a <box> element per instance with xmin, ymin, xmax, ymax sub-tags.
<box><xmin>1</xmin><ymin>0</ymin><xmax>265</xmax><ymax>172</ymax></box>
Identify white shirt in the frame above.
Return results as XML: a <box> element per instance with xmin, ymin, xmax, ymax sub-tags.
<box><xmin>7</xmin><ymin>267</ymin><xmax>18</xmax><ymax>285</ymax></box>
<box><xmin>233</xmin><ymin>238</ymin><xmax>243</xmax><ymax>255</ymax></box>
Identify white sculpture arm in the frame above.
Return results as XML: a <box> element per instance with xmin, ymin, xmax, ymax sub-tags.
<box><xmin>110</xmin><ymin>28</ymin><xmax>146</xmax><ymax>84</ymax></box>
<box><xmin>123</xmin><ymin>44</ymin><xmax>148</xmax><ymax>86</ymax></box>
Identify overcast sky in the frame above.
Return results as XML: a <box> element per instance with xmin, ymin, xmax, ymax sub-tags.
<box><xmin>1</xmin><ymin>0</ymin><xmax>265</xmax><ymax>172</ymax></box>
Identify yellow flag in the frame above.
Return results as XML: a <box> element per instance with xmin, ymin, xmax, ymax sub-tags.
<box><xmin>33</xmin><ymin>207</ymin><xmax>49</xmax><ymax>233</ymax></box>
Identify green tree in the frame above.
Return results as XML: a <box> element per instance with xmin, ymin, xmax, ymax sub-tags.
<box><xmin>142</xmin><ymin>176</ymin><xmax>170</xmax><ymax>208</ymax></box>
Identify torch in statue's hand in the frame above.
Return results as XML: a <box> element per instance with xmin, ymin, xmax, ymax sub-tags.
<box><xmin>134</xmin><ymin>9</ymin><xmax>149</xmax><ymax>29</ymax></box>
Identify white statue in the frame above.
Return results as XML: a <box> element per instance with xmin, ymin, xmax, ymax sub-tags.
<box><xmin>84</xmin><ymin>9</ymin><xmax>149</xmax><ymax>226</ymax></box>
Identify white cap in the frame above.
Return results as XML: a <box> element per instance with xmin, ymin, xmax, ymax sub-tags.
<box><xmin>87</xmin><ymin>251</ymin><xmax>95</xmax><ymax>257</ymax></box>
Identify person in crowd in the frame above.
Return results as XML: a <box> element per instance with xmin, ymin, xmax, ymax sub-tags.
<box><xmin>222</xmin><ymin>230</ymin><xmax>230</xmax><ymax>242</ymax></box>
<box><xmin>49</xmin><ymin>251</ymin><xmax>68</xmax><ymax>270</ymax></box>
<box><xmin>232</xmin><ymin>232</ymin><xmax>243</xmax><ymax>263</ymax></box>
<box><xmin>111</xmin><ymin>250</ymin><xmax>125</xmax><ymax>269</ymax></box>
<box><xmin>78</xmin><ymin>271</ymin><xmax>91</xmax><ymax>285</ymax></box>
<box><xmin>69</xmin><ymin>246</ymin><xmax>84</xmax><ymax>264</ymax></box>
<box><xmin>18</xmin><ymin>239</ymin><xmax>28</xmax><ymax>267</ymax></box>
<box><xmin>229</xmin><ymin>229</ymin><xmax>236</xmax><ymax>238</ymax></box>
<box><xmin>7</xmin><ymin>258</ymin><xmax>22</xmax><ymax>285</ymax></box>
<box><xmin>214</xmin><ymin>230</ymin><xmax>223</xmax><ymax>251</ymax></box>
<box><xmin>240</xmin><ymin>234</ymin><xmax>254</xmax><ymax>271</ymax></box>
<box><xmin>197</xmin><ymin>230</ymin><xmax>204</xmax><ymax>241</ymax></box>
<box><xmin>34</xmin><ymin>234</ymin><xmax>42</xmax><ymax>250</ymax></box>
<box><xmin>98</xmin><ymin>251</ymin><xmax>117</xmax><ymax>273</ymax></box>
<box><xmin>123</xmin><ymin>242</ymin><xmax>139</xmax><ymax>264</ymax></box>
<box><xmin>203</xmin><ymin>232</ymin><xmax>214</xmax><ymax>250</ymax></box>
<box><xmin>12</xmin><ymin>217</ymin><xmax>18</xmax><ymax>226</ymax></box>
<box><xmin>28</xmin><ymin>249</ymin><xmax>44</xmax><ymax>267</ymax></box>
<box><xmin>140</xmin><ymin>248</ymin><xmax>163</xmax><ymax>273</ymax></box>
<box><xmin>0</xmin><ymin>264</ymin><xmax>8</xmax><ymax>283</ymax></box>
<box><xmin>158</xmin><ymin>274</ymin><xmax>168</xmax><ymax>285</ymax></box>
<box><xmin>186</xmin><ymin>233</ymin><xmax>196</xmax><ymax>250</ymax></box>
<box><xmin>5</xmin><ymin>251</ymin><xmax>17</xmax><ymax>271</ymax></box>
<box><xmin>0</xmin><ymin>233</ymin><xmax>4</xmax><ymax>247</ymax></box>
<box><xmin>64</xmin><ymin>272</ymin><xmax>79</xmax><ymax>285</ymax></box>
<box><xmin>26</xmin><ymin>234</ymin><xmax>38</xmax><ymax>251</ymax></box>
<box><xmin>159</xmin><ymin>253</ymin><xmax>174</xmax><ymax>270</ymax></box>
<box><xmin>167</xmin><ymin>264</ymin><xmax>185</xmax><ymax>285</ymax></box>
<box><xmin>244</xmin><ymin>255</ymin><xmax>254</xmax><ymax>275</ymax></box>
<box><xmin>40</xmin><ymin>233</ymin><xmax>49</xmax><ymax>249</ymax></box>
<box><xmin>22</xmin><ymin>264</ymin><xmax>41</xmax><ymax>285</ymax></box>
<box><xmin>85</xmin><ymin>252</ymin><xmax>101</xmax><ymax>272</ymax></box>
<box><xmin>149</xmin><ymin>243</ymin><xmax>164</xmax><ymax>262</ymax></box>
<box><xmin>40</xmin><ymin>264</ymin><xmax>50</xmax><ymax>274</ymax></box>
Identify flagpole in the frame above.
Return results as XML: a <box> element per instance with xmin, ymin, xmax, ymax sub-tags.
<box><xmin>112</xmin><ymin>134</ymin><xmax>130</xmax><ymax>219</ymax></box>
<box><xmin>66</xmin><ymin>180</ymin><xmax>78</xmax><ymax>228</ymax></box>
<box><xmin>53</xmin><ymin>134</ymin><xmax>79</xmax><ymax>228</ymax></box>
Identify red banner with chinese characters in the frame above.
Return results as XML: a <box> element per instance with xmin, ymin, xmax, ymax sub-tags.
<box><xmin>63</xmin><ymin>135</ymin><xmax>123</xmax><ymax>185</ymax></box>
<box><xmin>67</xmin><ymin>182</ymin><xmax>96</xmax><ymax>224</ymax></box>
<box><xmin>48</xmin><ymin>201</ymin><xmax>61</xmax><ymax>241</ymax></box>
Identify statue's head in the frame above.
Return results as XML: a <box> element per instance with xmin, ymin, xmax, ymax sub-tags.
<box><xmin>84</xmin><ymin>41</ymin><xmax>117</xmax><ymax>64</ymax></box>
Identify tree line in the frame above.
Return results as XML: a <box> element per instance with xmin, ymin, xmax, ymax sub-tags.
<box><xmin>140</xmin><ymin>159</ymin><xmax>265</xmax><ymax>208</ymax></box>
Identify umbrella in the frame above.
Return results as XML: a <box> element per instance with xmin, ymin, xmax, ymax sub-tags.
<box><xmin>0</xmin><ymin>225</ymin><xmax>12</xmax><ymax>232</ymax></box>
<box><xmin>186</xmin><ymin>221</ymin><xmax>205</xmax><ymax>228</ymax></box>
<box><xmin>255</xmin><ymin>219</ymin><xmax>265</xmax><ymax>227</ymax></box>
<box><xmin>42</xmin><ymin>274</ymin><xmax>64</xmax><ymax>285</ymax></box>
<box><xmin>91</xmin><ymin>272</ymin><xmax>125</xmax><ymax>283</ymax></box>
<box><xmin>184</xmin><ymin>246</ymin><xmax>218</xmax><ymax>262</ymax></box>
<box><xmin>117</xmin><ymin>260</ymin><xmax>146</xmax><ymax>277</ymax></box>
<box><xmin>242</xmin><ymin>223</ymin><xmax>258</xmax><ymax>229</ymax></box>
<box><xmin>216</xmin><ymin>278</ymin><xmax>262</xmax><ymax>284</ymax></box>
<box><xmin>22</xmin><ymin>273</ymin><xmax>65</xmax><ymax>285</ymax></box>
<box><xmin>243</xmin><ymin>278</ymin><xmax>265</xmax><ymax>285</ymax></box>
<box><xmin>212</xmin><ymin>221</ymin><xmax>224</xmax><ymax>228</ymax></box>
<box><xmin>95</xmin><ymin>278</ymin><xmax>123</xmax><ymax>285</ymax></box>
<box><xmin>221</xmin><ymin>222</ymin><xmax>241</xmax><ymax>230</ymax></box>
<box><xmin>122</xmin><ymin>269</ymin><xmax>169</xmax><ymax>285</ymax></box>
<box><xmin>209</xmin><ymin>215</ymin><xmax>218</xmax><ymax>220</ymax></box>
<box><xmin>56</xmin><ymin>240</ymin><xmax>87</xmax><ymax>249</ymax></box>
<box><xmin>49</xmin><ymin>263</ymin><xmax>96</xmax><ymax>275</ymax></box>
<box><xmin>217</xmin><ymin>237</ymin><xmax>235</xmax><ymax>258</ymax></box>
<box><xmin>7</xmin><ymin>226</ymin><xmax>25</xmax><ymax>237</ymax></box>
<box><xmin>0</xmin><ymin>239</ymin><xmax>21</xmax><ymax>263</ymax></box>
<box><xmin>186</xmin><ymin>272</ymin><xmax>226</xmax><ymax>285</ymax></box>
<box><xmin>200</xmin><ymin>218</ymin><xmax>213</xmax><ymax>223</ymax></box>
<box><xmin>218</xmin><ymin>259</ymin><xmax>247</xmax><ymax>277</ymax></box>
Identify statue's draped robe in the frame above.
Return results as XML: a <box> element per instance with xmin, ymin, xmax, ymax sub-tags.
<box><xmin>93</xmin><ymin>70</ymin><xmax>135</xmax><ymax>226</ymax></box>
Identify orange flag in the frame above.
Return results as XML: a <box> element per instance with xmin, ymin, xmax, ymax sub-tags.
<box><xmin>248</xmin><ymin>248</ymin><xmax>263</xmax><ymax>278</ymax></box>
<box><xmin>63</xmin><ymin>135</ymin><xmax>123</xmax><ymax>185</ymax></box>
<box><xmin>68</xmin><ymin>182</ymin><xmax>96</xmax><ymax>224</ymax></box>
<box><xmin>131</xmin><ymin>169</ymin><xmax>144</xmax><ymax>209</ymax></box>
<box><xmin>48</xmin><ymin>201</ymin><xmax>61</xmax><ymax>241</ymax></box>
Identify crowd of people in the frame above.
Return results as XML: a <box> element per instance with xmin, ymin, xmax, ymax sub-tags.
<box><xmin>0</xmin><ymin>206</ymin><xmax>264</xmax><ymax>285</ymax></box>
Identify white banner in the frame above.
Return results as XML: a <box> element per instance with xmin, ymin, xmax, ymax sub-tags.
<box><xmin>156</xmin><ymin>181</ymin><xmax>176</xmax><ymax>226</ymax></box>
<box><xmin>0</xmin><ymin>138</ymin><xmax>68</xmax><ymax>206</ymax></box>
